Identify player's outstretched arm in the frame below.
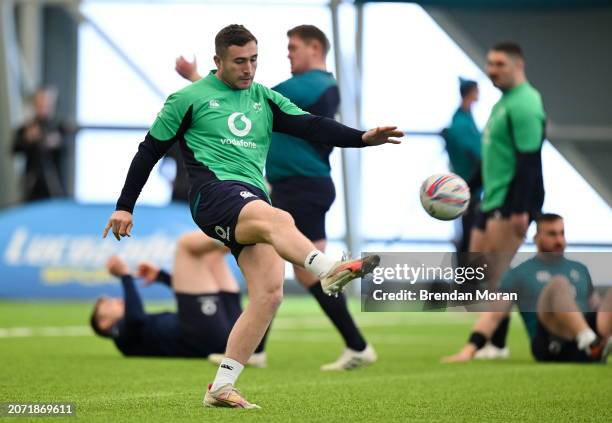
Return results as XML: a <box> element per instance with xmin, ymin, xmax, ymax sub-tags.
<box><xmin>442</xmin><ymin>307</ymin><xmax>511</xmax><ymax>363</ymax></box>
<box><xmin>269</xmin><ymin>100</ymin><xmax>403</xmax><ymax>148</ymax></box>
<box><xmin>362</xmin><ymin>126</ymin><xmax>403</xmax><ymax>146</ymax></box>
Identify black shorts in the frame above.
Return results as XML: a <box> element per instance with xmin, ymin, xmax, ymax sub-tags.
<box><xmin>175</xmin><ymin>292</ymin><xmax>242</xmax><ymax>356</ymax></box>
<box><xmin>474</xmin><ymin>192</ymin><xmax>542</xmax><ymax>231</ymax></box>
<box><xmin>271</xmin><ymin>176</ymin><xmax>335</xmax><ymax>242</ymax></box>
<box><xmin>531</xmin><ymin>312</ymin><xmax>599</xmax><ymax>362</ymax></box>
<box><xmin>190</xmin><ymin>180</ymin><xmax>269</xmax><ymax>259</ymax></box>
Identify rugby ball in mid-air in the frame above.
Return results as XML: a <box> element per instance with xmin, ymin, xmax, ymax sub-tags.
<box><xmin>420</xmin><ymin>173</ymin><xmax>470</xmax><ymax>221</ymax></box>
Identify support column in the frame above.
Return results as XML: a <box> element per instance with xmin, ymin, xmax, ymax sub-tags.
<box><xmin>0</xmin><ymin>0</ymin><xmax>22</xmax><ymax>208</ymax></box>
<box><xmin>331</xmin><ymin>0</ymin><xmax>363</xmax><ymax>262</ymax></box>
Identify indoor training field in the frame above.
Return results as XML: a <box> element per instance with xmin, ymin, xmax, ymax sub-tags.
<box><xmin>1</xmin><ymin>297</ymin><xmax>610</xmax><ymax>422</ymax></box>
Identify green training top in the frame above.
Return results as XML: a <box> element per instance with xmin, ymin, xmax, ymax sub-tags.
<box><xmin>149</xmin><ymin>71</ymin><xmax>306</xmax><ymax>196</ymax></box>
<box><xmin>500</xmin><ymin>256</ymin><xmax>593</xmax><ymax>341</ymax></box>
<box><xmin>481</xmin><ymin>82</ymin><xmax>546</xmax><ymax>211</ymax></box>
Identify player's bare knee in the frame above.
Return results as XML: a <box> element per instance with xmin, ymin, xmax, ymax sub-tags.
<box><xmin>274</xmin><ymin>209</ymin><xmax>294</xmax><ymax>230</ymax></box>
<box><xmin>262</xmin><ymin>209</ymin><xmax>295</xmax><ymax>240</ymax></box>
<box><xmin>547</xmin><ymin>275</ymin><xmax>572</xmax><ymax>293</ymax></box>
<box><xmin>251</xmin><ymin>285</ymin><xmax>283</xmax><ymax>312</ymax></box>
<box><xmin>596</xmin><ymin>313</ymin><xmax>612</xmax><ymax>338</ymax></box>
<box><xmin>176</xmin><ymin>233</ymin><xmax>196</xmax><ymax>255</ymax></box>
<box><xmin>203</xmin><ymin>248</ymin><xmax>224</xmax><ymax>265</ymax></box>
<box><xmin>268</xmin><ymin>288</ymin><xmax>283</xmax><ymax>311</ymax></box>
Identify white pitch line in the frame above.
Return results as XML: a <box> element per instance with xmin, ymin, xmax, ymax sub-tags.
<box><xmin>270</xmin><ymin>331</ymin><xmax>455</xmax><ymax>346</ymax></box>
<box><xmin>271</xmin><ymin>314</ymin><xmax>474</xmax><ymax>330</ymax></box>
<box><xmin>0</xmin><ymin>326</ymin><xmax>92</xmax><ymax>338</ymax></box>
<box><xmin>0</xmin><ymin>313</ymin><xmax>475</xmax><ymax>338</ymax></box>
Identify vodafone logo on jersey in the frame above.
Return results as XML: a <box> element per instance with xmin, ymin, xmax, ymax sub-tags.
<box><xmin>228</xmin><ymin>112</ymin><xmax>252</xmax><ymax>137</ymax></box>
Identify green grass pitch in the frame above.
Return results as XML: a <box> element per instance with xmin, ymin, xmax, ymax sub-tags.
<box><xmin>1</xmin><ymin>297</ymin><xmax>611</xmax><ymax>422</ymax></box>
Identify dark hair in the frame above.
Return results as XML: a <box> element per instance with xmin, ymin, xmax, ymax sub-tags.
<box><xmin>90</xmin><ymin>298</ymin><xmax>112</xmax><ymax>338</ymax></box>
<box><xmin>287</xmin><ymin>25</ymin><xmax>330</xmax><ymax>56</ymax></box>
<box><xmin>215</xmin><ymin>24</ymin><xmax>257</xmax><ymax>57</ymax></box>
<box><xmin>459</xmin><ymin>79</ymin><xmax>478</xmax><ymax>98</ymax></box>
<box><xmin>491</xmin><ymin>41</ymin><xmax>524</xmax><ymax>59</ymax></box>
<box><xmin>536</xmin><ymin>213</ymin><xmax>563</xmax><ymax>230</ymax></box>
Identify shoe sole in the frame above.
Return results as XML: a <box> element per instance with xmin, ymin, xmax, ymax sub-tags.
<box><xmin>203</xmin><ymin>395</ymin><xmax>261</xmax><ymax>409</ymax></box>
<box><xmin>324</xmin><ymin>255</ymin><xmax>380</xmax><ymax>295</ymax></box>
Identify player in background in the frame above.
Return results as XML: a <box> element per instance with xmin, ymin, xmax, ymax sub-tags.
<box><xmin>92</xmin><ymin>232</ymin><xmax>268</xmax><ymax>365</ymax></box>
<box><xmin>442</xmin><ymin>78</ymin><xmax>482</xmax><ymax>254</ymax></box>
<box><xmin>443</xmin><ymin>214</ymin><xmax>612</xmax><ymax>363</ymax></box>
<box><xmin>175</xmin><ymin>24</ymin><xmax>376</xmax><ymax>371</ymax></box>
<box><xmin>103</xmin><ymin>25</ymin><xmax>402</xmax><ymax>408</ymax></box>
<box><xmin>466</xmin><ymin>42</ymin><xmax>547</xmax><ymax>359</ymax></box>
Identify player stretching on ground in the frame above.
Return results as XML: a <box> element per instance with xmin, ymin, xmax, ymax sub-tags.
<box><xmin>92</xmin><ymin>232</ymin><xmax>269</xmax><ymax>363</ymax></box>
<box><xmin>176</xmin><ymin>25</ymin><xmax>376</xmax><ymax>371</ymax></box>
<box><xmin>444</xmin><ymin>214</ymin><xmax>611</xmax><ymax>363</ymax></box>
<box><xmin>103</xmin><ymin>25</ymin><xmax>402</xmax><ymax>408</ymax></box>
<box><xmin>467</xmin><ymin>42</ymin><xmax>547</xmax><ymax>359</ymax></box>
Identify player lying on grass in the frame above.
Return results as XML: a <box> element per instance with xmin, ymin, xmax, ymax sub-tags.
<box><xmin>443</xmin><ymin>214</ymin><xmax>612</xmax><ymax>363</ymax></box>
<box><xmin>90</xmin><ymin>232</ymin><xmax>264</xmax><ymax>365</ymax></box>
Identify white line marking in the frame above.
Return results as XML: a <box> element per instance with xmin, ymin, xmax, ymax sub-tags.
<box><xmin>0</xmin><ymin>313</ymin><xmax>475</xmax><ymax>338</ymax></box>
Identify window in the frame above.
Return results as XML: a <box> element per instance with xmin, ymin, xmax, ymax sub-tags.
<box><xmin>360</xmin><ymin>2</ymin><xmax>612</xmax><ymax>245</ymax></box>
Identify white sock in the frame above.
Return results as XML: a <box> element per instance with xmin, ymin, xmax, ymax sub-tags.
<box><xmin>211</xmin><ymin>358</ymin><xmax>244</xmax><ymax>391</ymax></box>
<box><xmin>576</xmin><ymin>328</ymin><xmax>597</xmax><ymax>351</ymax></box>
<box><xmin>304</xmin><ymin>250</ymin><xmax>336</xmax><ymax>279</ymax></box>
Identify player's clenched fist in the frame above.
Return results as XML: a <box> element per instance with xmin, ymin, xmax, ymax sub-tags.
<box><xmin>103</xmin><ymin>210</ymin><xmax>133</xmax><ymax>241</ymax></box>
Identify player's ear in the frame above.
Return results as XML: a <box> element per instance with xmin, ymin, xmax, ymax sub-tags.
<box><xmin>311</xmin><ymin>40</ymin><xmax>323</xmax><ymax>56</ymax></box>
<box><xmin>213</xmin><ymin>55</ymin><xmax>221</xmax><ymax>69</ymax></box>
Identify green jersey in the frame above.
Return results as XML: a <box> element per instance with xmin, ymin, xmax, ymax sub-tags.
<box><xmin>481</xmin><ymin>82</ymin><xmax>546</xmax><ymax>211</ymax></box>
<box><xmin>500</xmin><ymin>256</ymin><xmax>593</xmax><ymax>340</ymax></box>
<box><xmin>149</xmin><ymin>71</ymin><xmax>305</xmax><ymax>196</ymax></box>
